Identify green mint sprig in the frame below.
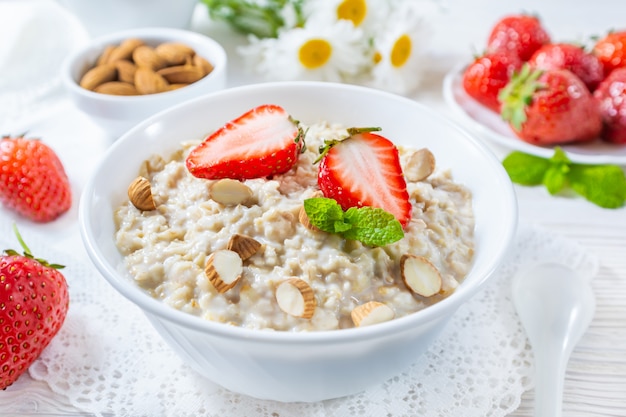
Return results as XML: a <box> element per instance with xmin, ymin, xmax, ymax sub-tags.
<box><xmin>502</xmin><ymin>148</ymin><xmax>626</xmax><ymax>208</ymax></box>
<box><xmin>303</xmin><ymin>197</ymin><xmax>404</xmax><ymax>246</ymax></box>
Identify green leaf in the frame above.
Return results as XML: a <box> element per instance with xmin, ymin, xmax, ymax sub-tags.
<box><xmin>569</xmin><ymin>164</ymin><xmax>626</xmax><ymax>208</ymax></box>
<box><xmin>342</xmin><ymin>207</ymin><xmax>404</xmax><ymax>246</ymax></box>
<box><xmin>502</xmin><ymin>151</ymin><xmax>551</xmax><ymax>185</ymax></box>
<box><xmin>303</xmin><ymin>197</ymin><xmax>345</xmax><ymax>233</ymax></box>
<box><xmin>502</xmin><ymin>148</ymin><xmax>626</xmax><ymax>209</ymax></box>
<box><xmin>303</xmin><ymin>197</ymin><xmax>404</xmax><ymax>246</ymax></box>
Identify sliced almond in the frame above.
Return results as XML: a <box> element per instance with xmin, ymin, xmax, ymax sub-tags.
<box><xmin>115</xmin><ymin>60</ymin><xmax>138</xmax><ymax>84</ymax></box>
<box><xmin>227</xmin><ymin>234</ymin><xmax>262</xmax><ymax>260</ymax></box>
<box><xmin>155</xmin><ymin>42</ymin><xmax>195</xmax><ymax>66</ymax></box>
<box><xmin>157</xmin><ymin>64</ymin><xmax>205</xmax><ymax>84</ymax></box>
<box><xmin>133</xmin><ymin>45</ymin><xmax>166</xmax><ymax>71</ymax></box>
<box><xmin>94</xmin><ymin>81</ymin><xmax>139</xmax><ymax>96</ymax></box>
<box><xmin>351</xmin><ymin>301</ymin><xmax>395</xmax><ymax>327</ymax></box>
<box><xmin>134</xmin><ymin>67</ymin><xmax>169</xmax><ymax>95</ymax></box>
<box><xmin>298</xmin><ymin>205</ymin><xmax>320</xmax><ymax>232</ymax></box>
<box><xmin>108</xmin><ymin>38</ymin><xmax>144</xmax><ymax>62</ymax></box>
<box><xmin>193</xmin><ymin>54</ymin><xmax>214</xmax><ymax>76</ymax></box>
<box><xmin>404</xmin><ymin>148</ymin><xmax>436</xmax><ymax>182</ymax></box>
<box><xmin>79</xmin><ymin>63</ymin><xmax>117</xmax><ymax>91</ymax></box>
<box><xmin>400</xmin><ymin>254</ymin><xmax>442</xmax><ymax>297</ymax></box>
<box><xmin>205</xmin><ymin>249</ymin><xmax>243</xmax><ymax>293</ymax></box>
<box><xmin>128</xmin><ymin>176</ymin><xmax>156</xmax><ymax>211</ymax></box>
<box><xmin>209</xmin><ymin>179</ymin><xmax>253</xmax><ymax>206</ymax></box>
<box><xmin>275</xmin><ymin>278</ymin><xmax>316</xmax><ymax>319</ymax></box>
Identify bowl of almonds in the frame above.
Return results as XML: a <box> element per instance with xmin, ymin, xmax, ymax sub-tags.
<box><xmin>79</xmin><ymin>81</ymin><xmax>517</xmax><ymax>402</ymax></box>
<box><xmin>62</xmin><ymin>27</ymin><xmax>227</xmax><ymax>138</ymax></box>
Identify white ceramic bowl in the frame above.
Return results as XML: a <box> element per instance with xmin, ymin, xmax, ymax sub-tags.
<box><xmin>79</xmin><ymin>82</ymin><xmax>518</xmax><ymax>402</ymax></box>
<box><xmin>58</xmin><ymin>0</ymin><xmax>199</xmax><ymax>37</ymax></box>
<box><xmin>62</xmin><ymin>27</ymin><xmax>227</xmax><ymax>138</ymax></box>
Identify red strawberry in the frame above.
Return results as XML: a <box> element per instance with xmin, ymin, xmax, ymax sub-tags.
<box><xmin>593</xmin><ymin>30</ymin><xmax>626</xmax><ymax>75</ymax></box>
<box><xmin>462</xmin><ymin>51</ymin><xmax>523</xmax><ymax>112</ymax></box>
<box><xmin>528</xmin><ymin>43</ymin><xmax>605</xmax><ymax>91</ymax></box>
<box><xmin>499</xmin><ymin>65</ymin><xmax>602</xmax><ymax>145</ymax></box>
<box><xmin>1</xmin><ymin>227</ymin><xmax>69</xmax><ymax>390</ymax></box>
<box><xmin>593</xmin><ymin>67</ymin><xmax>626</xmax><ymax>144</ymax></box>
<box><xmin>186</xmin><ymin>104</ymin><xmax>305</xmax><ymax>180</ymax></box>
<box><xmin>0</xmin><ymin>135</ymin><xmax>72</xmax><ymax>223</ymax></box>
<box><xmin>316</xmin><ymin>128</ymin><xmax>412</xmax><ymax>228</ymax></box>
<box><xmin>487</xmin><ymin>14</ymin><xmax>551</xmax><ymax>61</ymax></box>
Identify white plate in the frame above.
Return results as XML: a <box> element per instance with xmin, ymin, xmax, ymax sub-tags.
<box><xmin>442</xmin><ymin>64</ymin><xmax>626</xmax><ymax>164</ymax></box>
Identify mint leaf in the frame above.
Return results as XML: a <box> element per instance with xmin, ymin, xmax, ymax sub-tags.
<box><xmin>342</xmin><ymin>207</ymin><xmax>404</xmax><ymax>246</ymax></box>
<box><xmin>303</xmin><ymin>197</ymin><xmax>404</xmax><ymax>246</ymax></box>
<box><xmin>502</xmin><ymin>148</ymin><xmax>626</xmax><ymax>209</ymax></box>
<box><xmin>303</xmin><ymin>197</ymin><xmax>345</xmax><ymax>233</ymax></box>
<box><xmin>569</xmin><ymin>164</ymin><xmax>626</xmax><ymax>208</ymax></box>
<box><xmin>502</xmin><ymin>151</ymin><xmax>551</xmax><ymax>185</ymax></box>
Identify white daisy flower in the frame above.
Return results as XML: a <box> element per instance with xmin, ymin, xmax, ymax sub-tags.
<box><xmin>365</xmin><ymin>1</ymin><xmax>435</xmax><ymax>95</ymax></box>
<box><xmin>238</xmin><ymin>18</ymin><xmax>369</xmax><ymax>82</ymax></box>
<box><xmin>303</xmin><ymin>0</ymin><xmax>392</xmax><ymax>36</ymax></box>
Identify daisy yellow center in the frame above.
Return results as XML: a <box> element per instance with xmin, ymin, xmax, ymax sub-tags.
<box><xmin>336</xmin><ymin>0</ymin><xmax>367</xmax><ymax>26</ymax></box>
<box><xmin>373</xmin><ymin>51</ymin><xmax>382</xmax><ymax>64</ymax></box>
<box><xmin>299</xmin><ymin>39</ymin><xmax>332</xmax><ymax>69</ymax></box>
<box><xmin>390</xmin><ymin>34</ymin><xmax>412</xmax><ymax>68</ymax></box>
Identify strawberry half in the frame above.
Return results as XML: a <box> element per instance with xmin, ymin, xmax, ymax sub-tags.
<box><xmin>186</xmin><ymin>104</ymin><xmax>305</xmax><ymax>180</ymax></box>
<box><xmin>317</xmin><ymin>128</ymin><xmax>412</xmax><ymax>228</ymax></box>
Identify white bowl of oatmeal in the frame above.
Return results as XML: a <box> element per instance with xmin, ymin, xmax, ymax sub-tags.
<box><xmin>79</xmin><ymin>81</ymin><xmax>517</xmax><ymax>402</ymax></box>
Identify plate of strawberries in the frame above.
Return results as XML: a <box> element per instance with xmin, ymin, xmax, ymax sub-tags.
<box><xmin>443</xmin><ymin>13</ymin><xmax>626</xmax><ymax>164</ymax></box>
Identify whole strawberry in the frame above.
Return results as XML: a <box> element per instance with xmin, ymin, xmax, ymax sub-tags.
<box><xmin>593</xmin><ymin>30</ymin><xmax>626</xmax><ymax>75</ymax></box>
<box><xmin>487</xmin><ymin>14</ymin><xmax>551</xmax><ymax>61</ymax></box>
<box><xmin>594</xmin><ymin>67</ymin><xmax>626</xmax><ymax>144</ymax></box>
<box><xmin>462</xmin><ymin>51</ymin><xmax>522</xmax><ymax>112</ymax></box>
<box><xmin>499</xmin><ymin>65</ymin><xmax>602</xmax><ymax>145</ymax></box>
<box><xmin>186</xmin><ymin>104</ymin><xmax>305</xmax><ymax>180</ymax></box>
<box><xmin>528</xmin><ymin>43</ymin><xmax>605</xmax><ymax>91</ymax></box>
<box><xmin>316</xmin><ymin>127</ymin><xmax>412</xmax><ymax>228</ymax></box>
<box><xmin>1</xmin><ymin>226</ymin><xmax>69</xmax><ymax>390</ymax></box>
<box><xmin>0</xmin><ymin>135</ymin><xmax>72</xmax><ymax>222</ymax></box>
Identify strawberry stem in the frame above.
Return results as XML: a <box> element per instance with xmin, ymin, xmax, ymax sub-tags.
<box><xmin>3</xmin><ymin>223</ymin><xmax>65</xmax><ymax>269</ymax></box>
<box><xmin>499</xmin><ymin>64</ymin><xmax>544</xmax><ymax>131</ymax></box>
<box><xmin>314</xmin><ymin>126</ymin><xmax>382</xmax><ymax>164</ymax></box>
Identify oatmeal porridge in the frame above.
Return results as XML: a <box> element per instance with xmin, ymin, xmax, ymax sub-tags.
<box><xmin>114</xmin><ymin>120</ymin><xmax>475</xmax><ymax>331</ymax></box>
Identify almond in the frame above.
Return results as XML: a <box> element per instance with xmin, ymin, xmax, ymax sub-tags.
<box><xmin>115</xmin><ymin>60</ymin><xmax>138</xmax><ymax>84</ymax></box>
<box><xmin>298</xmin><ymin>205</ymin><xmax>320</xmax><ymax>232</ymax></box>
<box><xmin>134</xmin><ymin>67</ymin><xmax>169</xmax><ymax>95</ymax></box>
<box><xmin>155</xmin><ymin>42</ymin><xmax>195</xmax><ymax>66</ymax></box>
<box><xmin>351</xmin><ymin>301</ymin><xmax>395</xmax><ymax>327</ymax></box>
<box><xmin>128</xmin><ymin>176</ymin><xmax>156</xmax><ymax>211</ymax></box>
<box><xmin>157</xmin><ymin>64</ymin><xmax>205</xmax><ymax>84</ymax></box>
<box><xmin>404</xmin><ymin>148</ymin><xmax>436</xmax><ymax>182</ymax></box>
<box><xmin>97</xmin><ymin>45</ymin><xmax>116</xmax><ymax>66</ymax></box>
<box><xmin>79</xmin><ymin>63</ymin><xmax>117</xmax><ymax>91</ymax></box>
<box><xmin>205</xmin><ymin>249</ymin><xmax>243</xmax><ymax>293</ymax></box>
<box><xmin>275</xmin><ymin>278</ymin><xmax>316</xmax><ymax>319</ymax></box>
<box><xmin>193</xmin><ymin>55</ymin><xmax>214</xmax><ymax>76</ymax></box>
<box><xmin>227</xmin><ymin>234</ymin><xmax>262</xmax><ymax>260</ymax></box>
<box><xmin>94</xmin><ymin>81</ymin><xmax>139</xmax><ymax>96</ymax></box>
<box><xmin>108</xmin><ymin>38</ymin><xmax>144</xmax><ymax>62</ymax></box>
<box><xmin>209</xmin><ymin>179</ymin><xmax>253</xmax><ymax>206</ymax></box>
<box><xmin>133</xmin><ymin>45</ymin><xmax>166</xmax><ymax>71</ymax></box>
<box><xmin>400</xmin><ymin>254</ymin><xmax>443</xmax><ymax>297</ymax></box>
<box><xmin>166</xmin><ymin>83</ymin><xmax>189</xmax><ymax>91</ymax></box>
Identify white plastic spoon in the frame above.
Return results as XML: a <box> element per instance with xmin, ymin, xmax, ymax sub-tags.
<box><xmin>511</xmin><ymin>262</ymin><xmax>595</xmax><ymax>417</ymax></box>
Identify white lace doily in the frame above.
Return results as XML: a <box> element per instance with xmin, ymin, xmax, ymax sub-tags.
<box><xmin>0</xmin><ymin>221</ymin><xmax>598</xmax><ymax>417</ymax></box>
